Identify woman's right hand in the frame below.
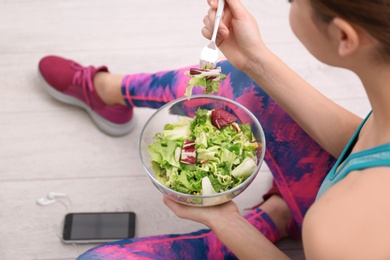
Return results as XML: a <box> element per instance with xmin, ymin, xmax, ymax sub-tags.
<box><xmin>202</xmin><ymin>0</ymin><xmax>269</xmax><ymax>73</ymax></box>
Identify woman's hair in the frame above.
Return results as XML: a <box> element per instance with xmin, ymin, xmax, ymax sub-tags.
<box><xmin>309</xmin><ymin>0</ymin><xmax>390</xmax><ymax>60</ymax></box>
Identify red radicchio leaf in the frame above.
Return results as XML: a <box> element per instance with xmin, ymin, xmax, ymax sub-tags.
<box><xmin>181</xmin><ymin>156</ymin><xmax>196</xmax><ymax>164</ymax></box>
<box><xmin>180</xmin><ymin>140</ymin><xmax>197</xmax><ymax>164</ymax></box>
<box><xmin>211</xmin><ymin>108</ymin><xmax>238</xmax><ymax>130</ymax></box>
<box><xmin>189</xmin><ymin>68</ymin><xmax>206</xmax><ymax>75</ymax></box>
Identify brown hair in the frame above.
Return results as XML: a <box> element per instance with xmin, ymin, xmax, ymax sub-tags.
<box><xmin>309</xmin><ymin>0</ymin><xmax>390</xmax><ymax>60</ymax></box>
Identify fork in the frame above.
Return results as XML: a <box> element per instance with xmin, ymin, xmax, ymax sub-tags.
<box><xmin>199</xmin><ymin>0</ymin><xmax>225</xmax><ymax>69</ymax></box>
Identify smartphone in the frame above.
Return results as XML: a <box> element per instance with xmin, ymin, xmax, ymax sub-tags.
<box><xmin>62</xmin><ymin>212</ymin><xmax>136</xmax><ymax>243</ymax></box>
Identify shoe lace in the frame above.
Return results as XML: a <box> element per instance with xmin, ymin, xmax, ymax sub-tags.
<box><xmin>71</xmin><ymin>63</ymin><xmax>96</xmax><ymax>107</ymax></box>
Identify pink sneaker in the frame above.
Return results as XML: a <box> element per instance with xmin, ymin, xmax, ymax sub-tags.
<box><xmin>38</xmin><ymin>55</ymin><xmax>135</xmax><ymax>136</ymax></box>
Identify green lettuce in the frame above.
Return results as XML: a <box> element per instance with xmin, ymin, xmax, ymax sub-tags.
<box><xmin>184</xmin><ymin>67</ymin><xmax>227</xmax><ymax>99</ymax></box>
<box><xmin>147</xmin><ymin>108</ymin><xmax>259</xmax><ymax>195</ymax></box>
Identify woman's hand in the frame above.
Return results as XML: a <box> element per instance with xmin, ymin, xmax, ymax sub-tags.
<box><xmin>202</xmin><ymin>0</ymin><xmax>268</xmax><ymax>73</ymax></box>
<box><xmin>164</xmin><ymin>196</ymin><xmax>290</xmax><ymax>259</ymax></box>
<box><xmin>163</xmin><ymin>196</ymin><xmax>240</xmax><ymax>228</ymax></box>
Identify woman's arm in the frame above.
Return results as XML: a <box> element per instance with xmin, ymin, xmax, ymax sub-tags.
<box><xmin>246</xmin><ymin>51</ymin><xmax>361</xmax><ymax>158</ymax></box>
<box><xmin>210</xmin><ymin>207</ymin><xmax>291</xmax><ymax>259</ymax></box>
<box><xmin>164</xmin><ymin>197</ymin><xmax>291</xmax><ymax>260</ymax></box>
<box><xmin>303</xmin><ymin>168</ymin><xmax>390</xmax><ymax>259</ymax></box>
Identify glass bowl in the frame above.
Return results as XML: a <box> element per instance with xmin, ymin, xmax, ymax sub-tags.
<box><xmin>138</xmin><ymin>95</ymin><xmax>266</xmax><ymax>207</ymax></box>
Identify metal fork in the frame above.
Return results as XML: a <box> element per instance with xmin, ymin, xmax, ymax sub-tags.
<box><xmin>199</xmin><ymin>0</ymin><xmax>225</xmax><ymax>69</ymax></box>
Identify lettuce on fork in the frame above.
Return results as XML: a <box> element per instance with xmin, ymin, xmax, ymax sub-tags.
<box><xmin>184</xmin><ymin>67</ymin><xmax>226</xmax><ymax>99</ymax></box>
<box><xmin>147</xmin><ymin>108</ymin><xmax>259</xmax><ymax>196</ymax></box>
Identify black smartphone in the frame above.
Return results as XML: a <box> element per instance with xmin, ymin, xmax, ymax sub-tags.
<box><xmin>62</xmin><ymin>212</ymin><xmax>136</xmax><ymax>243</ymax></box>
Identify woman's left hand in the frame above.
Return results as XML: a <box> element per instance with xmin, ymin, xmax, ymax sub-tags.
<box><xmin>163</xmin><ymin>196</ymin><xmax>240</xmax><ymax>228</ymax></box>
<box><xmin>164</xmin><ymin>196</ymin><xmax>290</xmax><ymax>260</ymax></box>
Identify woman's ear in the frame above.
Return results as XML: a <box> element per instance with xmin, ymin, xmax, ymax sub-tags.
<box><xmin>331</xmin><ymin>18</ymin><xmax>359</xmax><ymax>57</ymax></box>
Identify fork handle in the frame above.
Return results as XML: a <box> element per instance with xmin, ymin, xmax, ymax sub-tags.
<box><xmin>211</xmin><ymin>0</ymin><xmax>225</xmax><ymax>42</ymax></box>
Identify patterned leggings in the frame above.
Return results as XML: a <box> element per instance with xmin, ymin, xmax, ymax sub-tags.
<box><xmin>78</xmin><ymin>60</ymin><xmax>335</xmax><ymax>259</ymax></box>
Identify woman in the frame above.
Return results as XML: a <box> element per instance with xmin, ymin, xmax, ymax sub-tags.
<box><xmin>38</xmin><ymin>0</ymin><xmax>390</xmax><ymax>258</ymax></box>
<box><xmin>167</xmin><ymin>0</ymin><xmax>390</xmax><ymax>259</ymax></box>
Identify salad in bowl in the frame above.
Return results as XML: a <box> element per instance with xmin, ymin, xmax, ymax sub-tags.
<box><xmin>138</xmin><ymin>95</ymin><xmax>266</xmax><ymax>206</ymax></box>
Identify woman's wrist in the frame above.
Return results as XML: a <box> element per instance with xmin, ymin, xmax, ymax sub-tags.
<box><xmin>204</xmin><ymin>204</ymin><xmax>242</xmax><ymax>230</ymax></box>
<box><xmin>243</xmin><ymin>46</ymin><xmax>274</xmax><ymax>79</ymax></box>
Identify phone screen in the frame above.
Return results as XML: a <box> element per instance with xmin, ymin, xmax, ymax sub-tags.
<box><xmin>62</xmin><ymin>212</ymin><xmax>136</xmax><ymax>243</ymax></box>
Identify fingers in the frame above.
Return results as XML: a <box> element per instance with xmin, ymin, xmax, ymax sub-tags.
<box><xmin>225</xmin><ymin>0</ymin><xmax>246</xmax><ymax>18</ymax></box>
<box><xmin>163</xmin><ymin>196</ymin><xmax>183</xmax><ymax>213</ymax></box>
<box><xmin>162</xmin><ymin>196</ymin><xmax>175</xmax><ymax>209</ymax></box>
<box><xmin>207</xmin><ymin>0</ymin><xmax>217</xmax><ymax>9</ymax></box>
<box><xmin>201</xmin><ymin>8</ymin><xmax>214</xmax><ymax>39</ymax></box>
<box><xmin>202</xmin><ymin>2</ymin><xmax>229</xmax><ymax>41</ymax></box>
<box><xmin>163</xmin><ymin>196</ymin><xmax>190</xmax><ymax>220</ymax></box>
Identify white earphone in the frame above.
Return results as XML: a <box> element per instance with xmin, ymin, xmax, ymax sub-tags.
<box><xmin>36</xmin><ymin>192</ymin><xmax>67</xmax><ymax>206</ymax></box>
<box><xmin>37</xmin><ymin>197</ymin><xmax>57</xmax><ymax>206</ymax></box>
<box><xmin>47</xmin><ymin>192</ymin><xmax>67</xmax><ymax>200</ymax></box>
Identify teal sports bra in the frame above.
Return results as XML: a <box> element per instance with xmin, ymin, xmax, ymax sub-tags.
<box><xmin>316</xmin><ymin>111</ymin><xmax>390</xmax><ymax>199</ymax></box>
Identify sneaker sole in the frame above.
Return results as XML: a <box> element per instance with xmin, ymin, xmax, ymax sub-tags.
<box><xmin>38</xmin><ymin>71</ymin><xmax>136</xmax><ymax>137</ymax></box>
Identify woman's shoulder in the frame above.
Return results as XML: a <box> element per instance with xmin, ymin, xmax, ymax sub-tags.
<box><xmin>302</xmin><ymin>167</ymin><xmax>390</xmax><ymax>259</ymax></box>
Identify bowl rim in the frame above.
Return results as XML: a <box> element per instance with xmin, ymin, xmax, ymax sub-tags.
<box><xmin>138</xmin><ymin>94</ymin><xmax>266</xmax><ymax>199</ymax></box>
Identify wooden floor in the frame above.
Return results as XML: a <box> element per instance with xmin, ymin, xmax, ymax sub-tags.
<box><xmin>0</xmin><ymin>0</ymin><xmax>370</xmax><ymax>259</ymax></box>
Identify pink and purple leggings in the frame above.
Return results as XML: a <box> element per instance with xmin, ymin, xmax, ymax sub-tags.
<box><xmin>78</xmin><ymin>60</ymin><xmax>335</xmax><ymax>259</ymax></box>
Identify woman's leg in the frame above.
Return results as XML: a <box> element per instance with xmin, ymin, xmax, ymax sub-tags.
<box><xmin>77</xmin><ymin>207</ymin><xmax>279</xmax><ymax>260</ymax></box>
